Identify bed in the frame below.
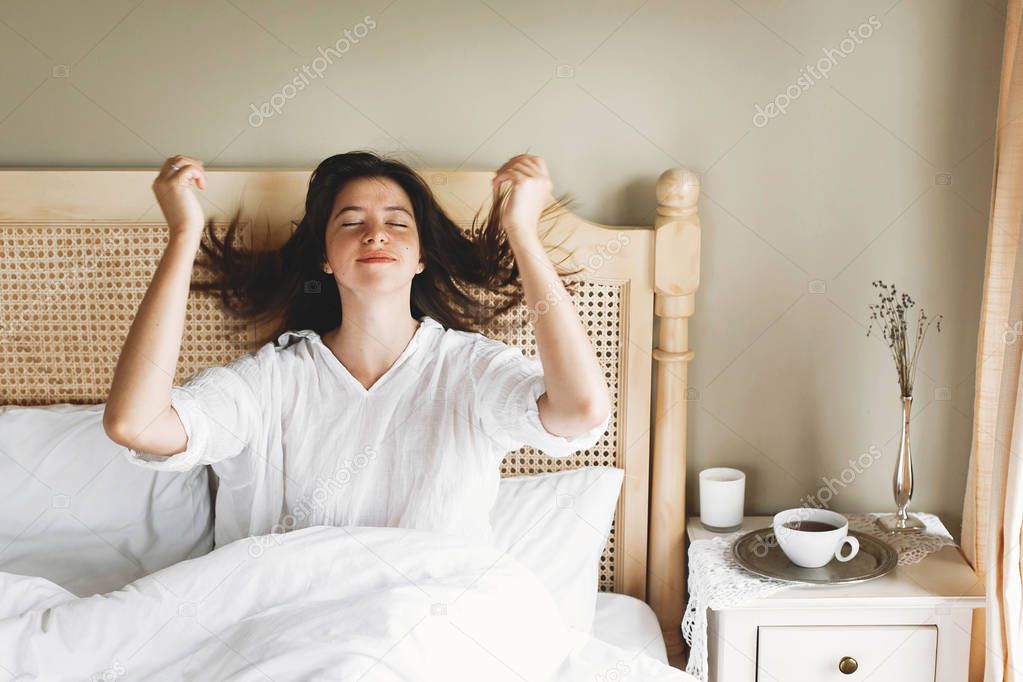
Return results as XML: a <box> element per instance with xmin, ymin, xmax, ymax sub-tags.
<box><xmin>0</xmin><ymin>165</ymin><xmax>701</xmax><ymax>678</ymax></box>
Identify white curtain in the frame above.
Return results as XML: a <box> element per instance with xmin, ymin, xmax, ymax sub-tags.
<box><xmin>961</xmin><ymin>2</ymin><xmax>1023</xmax><ymax>679</ymax></box>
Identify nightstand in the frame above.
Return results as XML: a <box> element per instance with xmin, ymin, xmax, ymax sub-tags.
<box><xmin>686</xmin><ymin>516</ymin><xmax>984</xmax><ymax>682</ymax></box>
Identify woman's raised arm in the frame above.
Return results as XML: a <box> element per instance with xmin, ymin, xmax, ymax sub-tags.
<box><xmin>102</xmin><ymin>155</ymin><xmax>209</xmax><ymax>457</ymax></box>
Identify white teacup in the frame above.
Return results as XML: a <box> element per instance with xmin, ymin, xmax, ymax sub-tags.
<box><xmin>772</xmin><ymin>508</ymin><xmax>859</xmax><ymax>568</ymax></box>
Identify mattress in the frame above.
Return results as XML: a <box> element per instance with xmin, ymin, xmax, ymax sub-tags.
<box><xmin>592</xmin><ymin>592</ymin><xmax>669</xmax><ymax>665</ymax></box>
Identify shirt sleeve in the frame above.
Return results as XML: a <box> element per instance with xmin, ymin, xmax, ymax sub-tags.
<box><xmin>121</xmin><ymin>349</ymin><xmax>266</xmax><ymax>473</ymax></box>
<box><xmin>469</xmin><ymin>335</ymin><xmax>611</xmax><ymax>459</ymax></box>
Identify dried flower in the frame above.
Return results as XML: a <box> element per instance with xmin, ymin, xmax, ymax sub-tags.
<box><xmin>866</xmin><ymin>280</ymin><xmax>943</xmax><ymax>398</ymax></box>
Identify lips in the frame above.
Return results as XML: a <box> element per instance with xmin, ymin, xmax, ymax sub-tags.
<box><xmin>357</xmin><ymin>252</ymin><xmax>397</xmax><ymax>263</ymax></box>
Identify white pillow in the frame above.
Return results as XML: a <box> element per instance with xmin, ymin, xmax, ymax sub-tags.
<box><xmin>489</xmin><ymin>466</ymin><xmax>624</xmax><ymax>632</ymax></box>
<box><xmin>0</xmin><ymin>403</ymin><xmax>214</xmax><ymax>596</ymax></box>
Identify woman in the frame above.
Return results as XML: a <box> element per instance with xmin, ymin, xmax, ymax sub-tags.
<box><xmin>102</xmin><ymin>151</ymin><xmax>611</xmax><ymax>548</ymax></box>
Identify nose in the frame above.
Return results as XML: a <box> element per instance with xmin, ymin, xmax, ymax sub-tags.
<box><xmin>361</xmin><ymin>222</ymin><xmax>388</xmax><ymax>243</ymax></box>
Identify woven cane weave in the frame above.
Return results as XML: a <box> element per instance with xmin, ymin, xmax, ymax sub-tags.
<box><xmin>0</xmin><ymin>220</ymin><xmax>625</xmax><ymax>591</ymax></box>
<box><xmin>472</xmin><ymin>278</ymin><xmax>625</xmax><ymax>592</ymax></box>
<box><xmin>0</xmin><ymin>222</ymin><xmax>252</xmax><ymax>406</ymax></box>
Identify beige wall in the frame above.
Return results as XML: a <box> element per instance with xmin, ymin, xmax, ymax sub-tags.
<box><xmin>0</xmin><ymin>0</ymin><xmax>1004</xmax><ymax>541</ymax></box>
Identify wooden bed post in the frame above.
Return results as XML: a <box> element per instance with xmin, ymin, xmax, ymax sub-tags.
<box><xmin>648</xmin><ymin>167</ymin><xmax>701</xmax><ymax>668</ymax></box>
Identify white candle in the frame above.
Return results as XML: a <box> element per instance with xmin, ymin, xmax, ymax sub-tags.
<box><xmin>699</xmin><ymin>467</ymin><xmax>746</xmax><ymax>531</ymax></box>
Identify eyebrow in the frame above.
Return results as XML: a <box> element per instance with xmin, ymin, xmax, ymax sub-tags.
<box><xmin>333</xmin><ymin>205</ymin><xmax>413</xmax><ymax>221</ymax></box>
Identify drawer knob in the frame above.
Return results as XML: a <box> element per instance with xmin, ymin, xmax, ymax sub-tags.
<box><xmin>838</xmin><ymin>656</ymin><xmax>859</xmax><ymax>674</ymax></box>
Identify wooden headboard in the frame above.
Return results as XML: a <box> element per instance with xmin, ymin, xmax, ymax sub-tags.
<box><xmin>0</xmin><ymin>166</ymin><xmax>701</xmax><ymax>666</ymax></box>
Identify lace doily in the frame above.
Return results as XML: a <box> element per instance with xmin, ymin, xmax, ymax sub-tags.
<box><xmin>845</xmin><ymin>513</ymin><xmax>955</xmax><ymax>564</ymax></box>
<box><xmin>681</xmin><ymin>512</ymin><xmax>956</xmax><ymax>681</ymax></box>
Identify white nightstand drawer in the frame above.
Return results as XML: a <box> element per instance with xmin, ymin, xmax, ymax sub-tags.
<box><xmin>756</xmin><ymin>625</ymin><xmax>937</xmax><ymax>681</ymax></box>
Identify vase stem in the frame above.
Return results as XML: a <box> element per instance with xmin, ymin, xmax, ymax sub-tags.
<box><xmin>875</xmin><ymin>394</ymin><xmax>925</xmax><ymax>533</ymax></box>
<box><xmin>893</xmin><ymin>395</ymin><xmax>914</xmax><ymax>524</ymax></box>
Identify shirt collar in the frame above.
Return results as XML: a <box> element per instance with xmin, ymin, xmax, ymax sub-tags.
<box><xmin>276</xmin><ymin>315</ymin><xmax>442</xmax><ymax>349</ymax></box>
<box><xmin>275</xmin><ymin>328</ymin><xmax>319</xmax><ymax>348</ymax></box>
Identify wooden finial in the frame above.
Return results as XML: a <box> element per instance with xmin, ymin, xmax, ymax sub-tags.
<box><xmin>656</xmin><ymin>168</ymin><xmax>700</xmax><ymax>217</ymax></box>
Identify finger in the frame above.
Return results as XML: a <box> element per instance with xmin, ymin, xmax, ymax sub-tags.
<box><xmin>492</xmin><ymin>160</ymin><xmax>514</xmax><ymax>180</ymax></box>
<box><xmin>522</xmin><ymin>156</ymin><xmax>546</xmax><ymax>173</ymax></box>
<box><xmin>493</xmin><ymin>156</ymin><xmax>535</xmax><ymax>181</ymax></box>
<box><xmin>163</xmin><ymin>156</ymin><xmax>205</xmax><ymax>173</ymax></box>
<box><xmin>518</xmin><ymin>157</ymin><xmax>542</xmax><ymax>175</ymax></box>
<box><xmin>165</xmin><ymin>160</ymin><xmax>206</xmax><ymax>178</ymax></box>
<box><xmin>494</xmin><ymin>154</ymin><xmax>530</xmax><ymax>177</ymax></box>
<box><xmin>493</xmin><ymin>169</ymin><xmax>520</xmax><ymax>186</ymax></box>
<box><xmin>510</xmin><ymin>155</ymin><xmax>535</xmax><ymax>169</ymax></box>
<box><xmin>187</xmin><ymin>166</ymin><xmax>207</xmax><ymax>190</ymax></box>
<box><xmin>166</xmin><ymin>162</ymin><xmax>194</xmax><ymax>179</ymax></box>
<box><xmin>495</xmin><ymin>169</ymin><xmax>528</xmax><ymax>187</ymax></box>
<box><xmin>167</xmin><ymin>162</ymin><xmax>194</xmax><ymax>179</ymax></box>
<box><xmin>518</xmin><ymin>156</ymin><xmax>548</xmax><ymax>178</ymax></box>
<box><xmin>168</xmin><ymin>163</ymin><xmax>207</xmax><ymax>190</ymax></box>
<box><xmin>494</xmin><ymin>160</ymin><xmax>533</xmax><ymax>183</ymax></box>
<box><xmin>506</xmin><ymin>164</ymin><xmax>538</xmax><ymax>183</ymax></box>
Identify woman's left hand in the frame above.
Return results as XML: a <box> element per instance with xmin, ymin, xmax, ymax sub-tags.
<box><xmin>492</xmin><ymin>154</ymin><xmax>554</xmax><ymax>239</ymax></box>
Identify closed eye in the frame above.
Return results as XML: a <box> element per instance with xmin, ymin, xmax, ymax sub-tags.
<box><xmin>341</xmin><ymin>222</ymin><xmax>408</xmax><ymax>228</ymax></box>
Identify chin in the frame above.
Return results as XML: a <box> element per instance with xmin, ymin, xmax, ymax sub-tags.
<box><xmin>343</xmin><ymin>278</ymin><xmax>414</xmax><ymax>294</ymax></box>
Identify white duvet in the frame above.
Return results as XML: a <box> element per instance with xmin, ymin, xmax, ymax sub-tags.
<box><xmin>0</xmin><ymin>526</ymin><xmax>695</xmax><ymax>681</ymax></box>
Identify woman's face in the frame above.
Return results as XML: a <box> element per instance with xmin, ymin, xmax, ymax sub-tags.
<box><xmin>321</xmin><ymin>176</ymin><xmax>424</xmax><ymax>293</ymax></box>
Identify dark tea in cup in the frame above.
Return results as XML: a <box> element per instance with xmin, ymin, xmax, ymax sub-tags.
<box><xmin>782</xmin><ymin>520</ymin><xmax>839</xmax><ymax>532</ymax></box>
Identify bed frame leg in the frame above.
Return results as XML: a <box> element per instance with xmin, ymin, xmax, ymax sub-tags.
<box><xmin>647</xmin><ymin>167</ymin><xmax>701</xmax><ymax>669</ymax></box>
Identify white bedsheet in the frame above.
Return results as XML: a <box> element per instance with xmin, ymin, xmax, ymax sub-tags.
<box><xmin>593</xmin><ymin>592</ymin><xmax>670</xmax><ymax>665</ymax></box>
<box><xmin>0</xmin><ymin>526</ymin><xmax>695</xmax><ymax>681</ymax></box>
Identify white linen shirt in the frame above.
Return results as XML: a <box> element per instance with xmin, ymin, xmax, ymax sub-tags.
<box><xmin>124</xmin><ymin>315</ymin><xmax>610</xmax><ymax>548</ymax></box>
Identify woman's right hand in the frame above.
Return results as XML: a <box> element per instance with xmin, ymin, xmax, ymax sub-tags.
<box><xmin>152</xmin><ymin>155</ymin><xmax>208</xmax><ymax>240</ymax></box>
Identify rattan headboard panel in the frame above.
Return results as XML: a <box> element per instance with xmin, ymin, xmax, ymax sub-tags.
<box><xmin>477</xmin><ymin>279</ymin><xmax>625</xmax><ymax>592</ymax></box>
<box><xmin>0</xmin><ymin>222</ymin><xmax>250</xmax><ymax>405</ymax></box>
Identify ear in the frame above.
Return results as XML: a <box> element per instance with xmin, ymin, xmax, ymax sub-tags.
<box><xmin>416</xmin><ymin>261</ymin><xmax>425</xmax><ymax>274</ymax></box>
<box><xmin>322</xmin><ymin>260</ymin><xmax>333</xmax><ymax>275</ymax></box>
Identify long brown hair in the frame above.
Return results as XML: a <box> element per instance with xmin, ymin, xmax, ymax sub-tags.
<box><xmin>191</xmin><ymin>151</ymin><xmax>583</xmax><ymax>345</ymax></box>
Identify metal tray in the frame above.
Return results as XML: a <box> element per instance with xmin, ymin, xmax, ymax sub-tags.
<box><xmin>731</xmin><ymin>527</ymin><xmax>898</xmax><ymax>585</ymax></box>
